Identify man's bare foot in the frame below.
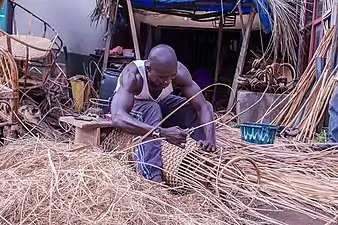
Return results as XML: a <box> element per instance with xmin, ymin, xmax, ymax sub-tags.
<box><xmin>151</xmin><ymin>174</ymin><xmax>164</xmax><ymax>183</ymax></box>
<box><xmin>311</xmin><ymin>143</ymin><xmax>338</xmax><ymax>151</ymax></box>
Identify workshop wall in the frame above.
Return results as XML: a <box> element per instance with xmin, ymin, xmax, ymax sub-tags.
<box><xmin>15</xmin><ymin>0</ymin><xmax>106</xmax><ymax>55</ymax></box>
<box><xmin>14</xmin><ymin>0</ymin><xmax>107</xmax><ymax>76</ymax></box>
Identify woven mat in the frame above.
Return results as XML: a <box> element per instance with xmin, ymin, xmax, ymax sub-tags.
<box><xmin>0</xmin><ymin>35</ymin><xmax>52</xmax><ymax>60</ymax></box>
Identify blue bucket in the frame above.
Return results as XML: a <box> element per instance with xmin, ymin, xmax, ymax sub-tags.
<box><xmin>240</xmin><ymin>122</ymin><xmax>279</xmax><ymax>145</ymax></box>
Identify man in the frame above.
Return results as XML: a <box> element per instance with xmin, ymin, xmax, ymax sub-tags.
<box><xmin>110</xmin><ymin>44</ymin><xmax>216</xmax><ymax>183</ymax></box>
<box><xmin>312</xmin><ymin>84</ymin><xmax>338</xmax><ymax>150</ymax></box>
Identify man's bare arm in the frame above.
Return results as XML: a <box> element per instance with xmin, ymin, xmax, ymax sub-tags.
<box><xmin>174</xmin><ymin>62</ymin><xmax>216</xmax><ymax>149</ymax></box>
<box><xmin>110</xmin><ymin>64</ymin><xmax>154</xmax><ymax>135</ymax></box>
<box><xmin>111</xmin><ymin>63</ymin><xmax>188</xmax><ymax>147</ymax></box>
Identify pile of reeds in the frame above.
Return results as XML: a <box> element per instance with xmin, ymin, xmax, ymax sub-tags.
<box><xmin>1</xmin><ymin>124</ymin><xmax>338</xmax><ymax>224</ymax></box>
<box><xmin>216</xmin><ymin>125</ymin><xmax>338</xmax><ymax>222</ymax></box>
<box><xmin>269</xmin><ymin>27</ymin><xmax>337</xmax><ymax>141</ymax></box>
<box><xmin>0</xmin><ymin>139</ymin><xmax>230</xmax><ymax>224</ymax></box>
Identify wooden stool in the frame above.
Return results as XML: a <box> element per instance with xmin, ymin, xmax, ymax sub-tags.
<box><xmin>59</xmin><ymin>116</ymin><xmax>112</xmax><ymax>146</ymax></box>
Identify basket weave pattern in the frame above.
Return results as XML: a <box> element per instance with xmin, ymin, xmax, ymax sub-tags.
<box><xmin>161</xmin><ymin>138</ymin><xmax>205</xmax><ymax>187</ymax></box>
<box><xmin>101</xmin><ymin>128</ymin><xmax>208</xmax><ymax>187</ymax></box>
<box><xmin>101</xmin><ymin>128</ymin><xmax>133</xmax><ymax>152</ymax></box>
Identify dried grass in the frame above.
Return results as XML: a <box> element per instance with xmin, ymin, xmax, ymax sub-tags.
<box><xmin>216</xmin><ymin>124</ymin><xmax>338</xmax><ymax>221</ymax></box>
<box><xmin>0</xmin><ymin>124</ymin><xmax>338</xmax><ymax>224</ymax></box>
<box><xmin>0</xmin><ymin>139</ymin><xmax>229</xmax><ymax>225</ymax></box>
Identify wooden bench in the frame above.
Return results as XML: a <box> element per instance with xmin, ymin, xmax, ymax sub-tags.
<box><xmin>59</xmin><ymin>116</ymin><xmax>113</xmax><ymax>146</ymax></box>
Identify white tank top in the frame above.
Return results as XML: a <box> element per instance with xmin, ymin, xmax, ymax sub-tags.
<box><xmin>115</xmin><ymin>60</ymin><xmax>173</xmax><ymax>102</ymax></box>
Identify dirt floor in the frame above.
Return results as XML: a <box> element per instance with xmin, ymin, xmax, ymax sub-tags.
<box><xmin>261</xmin><ymin>209</ymin><xmax>327</xmax><ymax>225</ymax></box>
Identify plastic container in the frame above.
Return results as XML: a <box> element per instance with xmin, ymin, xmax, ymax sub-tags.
<box><xmin>99</xmin><ymin>69</ymin><xmax>121</xmax><ymax>113</ymax></box>
<box><xmin>240</xmin><ymin>122</ymin><xmax>279</xmax><ymax>145</ymax></box>
<box><xmin>122</xmin><ymin>49</ymin><xmax>133</xmax><ymax>57</ymax></box>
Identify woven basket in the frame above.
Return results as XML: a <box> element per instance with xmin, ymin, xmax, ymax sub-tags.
<box><xmin>101</xmin><ymin>128</ymin><xmax>133</xmax><ymax>152</ymax></box>
<box><xmin>161</xmin><ymin>138</ymin><xmax>208</xmax><ymax>187</ymax></box>
<box><xmin>100</xmin><ymin>129</ymin><xmax>210</xmax><ymax>186</ymax></box>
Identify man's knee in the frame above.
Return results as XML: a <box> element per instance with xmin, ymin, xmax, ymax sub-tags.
<box><xmin>145</xmin><ymin>102</ymin><xmax>162</xmax><ymax>122</ymax></box>
<box><xmin>132</xmin><ymin>101</ymin><xmax>162</xmax><ymax>125</ymax></box>
<box><xmin>329</xmin><ymin>86</ymin><xmax>338</xmax><ymax>110</ymax></box>
<box><xmin>205</xmin><ymin>101</ymin><xmax>214</xmax><ymax>114</ymax></box>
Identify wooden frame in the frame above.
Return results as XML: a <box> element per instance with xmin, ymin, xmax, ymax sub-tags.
<box><xmin>298</xmin><ymin>0</ymin><xmax>329</xmax><ymax>74</ymax></box>
<box><xmin>0</xmin><ymin>0</ymin><xmax>63</xmax><ymax>90</ymax></box>
<box><xmin>305</xmin><ymin>0</ymin><xmax>326</xmax><ymax>59</ymax></box>
<box><xmin>103</xmin><ymin>0</ymin><xmax>140</xmax><ymax>70</ymax></box>
<box><xmin>227</xmin><ymin>9</ymin><xmax>256</xmax><ymax>110</ymax></box>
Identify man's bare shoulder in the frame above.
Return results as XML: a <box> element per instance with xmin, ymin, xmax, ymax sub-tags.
<box><xmin>173</xmin><ymin>62</ymin><xmax>193</xmax><ymax>87</ymax></box>
<box><xmin>120</xmin><ymin>62</ymin><xmax>143</xmax><ymax>95</ymax></box>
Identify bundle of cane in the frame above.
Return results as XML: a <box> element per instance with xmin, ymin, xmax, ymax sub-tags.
<box><xmin>272</xmin><ymin>28</ymin><xmax>334</xmax><ymax>126</ymax></box>
<box><xmin>296</xmin><ymin>65</ymin><xmax>338</xmax><ymax>141</ymax></box>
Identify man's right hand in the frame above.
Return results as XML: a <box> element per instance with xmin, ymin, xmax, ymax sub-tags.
<box><xmin>161</xmin><ymin>126</ymin><xmax>188</xmax><ymax>148</ymax></box>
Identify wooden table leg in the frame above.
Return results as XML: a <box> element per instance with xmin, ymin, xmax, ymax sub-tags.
<box><xmin>74</xmin><ymin>127</ymin><xmax>100</xmax><ymax>146</ymax></box>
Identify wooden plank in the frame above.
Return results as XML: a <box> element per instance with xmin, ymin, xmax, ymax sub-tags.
<box><xmin>59</xmin><ymin>116</ymin><xmax>112</xmax><ymax>129</ymax></box>
<box><xmin>74</xmin><ymin>127</ymin><xmax>100</xmax><ymax>146</ymax></box>
<box><xmin>227</xmin><ymin>10</ymin><xmax>256</xmax><ymax>110</ymax></box>
<box><xmin>238</xmin><ymin>2</ymin><xmax>246</xmax><ymax>37</ymax></box>
<box><xmin>212</xmin><ymin>17</ymin><xmax>223</xmax><ymax>104</ymax></box>
<box><xmin>126</xmin><ymin>0</ymin><xmax>141</xmax><ymax>59</ymax></box>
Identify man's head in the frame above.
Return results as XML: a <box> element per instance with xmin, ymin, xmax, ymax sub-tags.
<box><xmin>145</xmin><ymin>44</ymin><xmax>178</xmax><ymax>89</ymax></box>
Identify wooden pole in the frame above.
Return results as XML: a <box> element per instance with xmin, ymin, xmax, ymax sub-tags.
<box><xmin>144</xmin><ymin>24</ymin><xmax>152</xmax><ymax>58</ymax></box>
<box><xmin>0</xmin><ymin>0</ymin><xmax>4</xmax><ymax>9</ymax></box>
<box><xmin>238</xmin><ymin>2</ymin><xmax>245</xmax><ymax>37</ymax></box>
<box><xmin>212</xmin><ymin>17</ymin><xmax>224</xmax><ymax>104</ymax></box>
<box><xmin>126</xmin><ymin>0</ymin><xmax>141</xmax><ymax>59</ymax></box>
<box><xmin>103</xmin><ymin>1</ymin><xmax>119</xmax><ymax>71</ymax></box>
<box><xmin>328</xmin><ymin>2</ymin><xmax>338</xmax><ymax>74</ymax></box>
<box><xmin>103</xmin><ymin>19</ymin><xmax>113</xmax><ymax>70</ymax></box>
<box><xmin>227</xmin><ymin>10</ymin><xmax>256</xmax><ymax>110</ymax></box>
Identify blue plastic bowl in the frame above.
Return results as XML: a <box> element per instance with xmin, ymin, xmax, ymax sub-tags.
<box><xmin>240</xmin><ymin>122</ymin><xmax>279</xmax><ymax>145</ymax></box>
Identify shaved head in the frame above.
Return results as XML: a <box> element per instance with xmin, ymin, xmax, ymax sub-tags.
<box><xmin>145</xmin><ymin>44</ymin><xmax>178</xmax><ymax>89</ymax></box>
<box><xmin>147</xmin><ymin>44</ymin><xmax>177</xmax><ymax>72</ymax></box>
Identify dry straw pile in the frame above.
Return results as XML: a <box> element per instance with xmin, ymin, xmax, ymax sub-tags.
<box><xmin>0</xmin><ymin>125</ymin><xmax>338</xmax><ymax>224</ymax></box>
<box><xmin>0</xmin><ymin>139</ymin><xmax>227</xmax><ymax>224</ymax></box>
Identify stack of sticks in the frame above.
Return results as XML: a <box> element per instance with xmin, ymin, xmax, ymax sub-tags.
<box><xmin>269</xmin><ymin>27</ymin><xmax>336</xmax><ymax>141</ymax></box>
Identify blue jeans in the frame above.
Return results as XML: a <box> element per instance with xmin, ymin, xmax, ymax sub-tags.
<box><xmin>328</xmin><ymin>84</ymin><xmax>338</xmax><ymax>143</ymax></box>
<box><xmin>130</xmin><ymin>94</ymin><xmax>212</xmax><ymax>180</ymax></box>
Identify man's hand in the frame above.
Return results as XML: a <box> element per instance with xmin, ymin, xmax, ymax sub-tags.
<box><xmin>162</xmin><ymin>126</ymin><xmax>188</xmax><ymax>148</ymax></box>
<box><xmin>197</xmin><ymin>140</ymin><xmax>216</xmax><ymax>152</ymax></box>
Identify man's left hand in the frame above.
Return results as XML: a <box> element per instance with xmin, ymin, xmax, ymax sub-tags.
<box><xmin>197</xmin><ymin>140</ymin><xmax>216</xmax><ymax>152</ymax></box>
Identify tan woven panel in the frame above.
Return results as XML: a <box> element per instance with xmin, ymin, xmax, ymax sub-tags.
<box><xmin>101</xmin><ymin>128</ymin><xmax>133</xmax><ymax>152</ymax></box>
<box><xmin>0</xmin><ymin>35</ymin><xmax>52</xmax><ymax>60</ymax></box>
<box><xmin>161</xmin><ymin>138</ymin><xmax>201</xmax><ymax>187</ymax></box>
<box><xmin>101</xmin><ymin>129</ymin><xmax>207</xmax><ymax>187</ymax></box>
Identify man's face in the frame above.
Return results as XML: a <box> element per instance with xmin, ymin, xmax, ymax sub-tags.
<box><xmin>146</xmin><ymin>63</ymin><xmax>177</xmax><ymax>89</ymax></box>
